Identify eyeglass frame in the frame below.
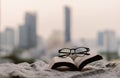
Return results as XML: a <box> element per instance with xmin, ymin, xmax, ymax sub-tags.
<box><xmin>58</xmin><ymin>47</ymin><xmax>90</xmax><ymax>58</ymax></box>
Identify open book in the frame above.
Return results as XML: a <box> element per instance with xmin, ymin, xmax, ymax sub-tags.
<box><xmin>49</xmin><ymin>53</ymin><xmax>103</xmax><ymax>71</ymax></box>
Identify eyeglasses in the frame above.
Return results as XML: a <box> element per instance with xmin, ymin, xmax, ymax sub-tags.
<box><xmin>58</xmin><ymin>47</ymin><xmax>90</xmax><ymax>58</ymax></box>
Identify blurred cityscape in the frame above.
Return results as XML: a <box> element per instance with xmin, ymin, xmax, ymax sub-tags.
<box><xmin>1</xmin><ymin>5</ymin><xmax>120</xmax><ymax>63</ymax></box>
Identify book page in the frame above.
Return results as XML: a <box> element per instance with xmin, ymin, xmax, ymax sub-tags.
<box><xmin>74</xmin><ymin>52</ymin><xmax>98</xmax><ymax>68</ymax></box>
<box><xmin>49</xmin><ymin>56</ymin><xmax>75</xmax><ymax>68</ymax></box>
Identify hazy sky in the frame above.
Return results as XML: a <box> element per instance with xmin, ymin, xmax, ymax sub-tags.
<box><xmin>1</xmin><ymin>0</ymin><xmax>120</xmax><ymax>41</ymax></box>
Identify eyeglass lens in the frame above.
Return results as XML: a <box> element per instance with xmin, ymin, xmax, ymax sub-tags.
<box><xmin>59</xmin><ymin>48</ymin><xmax>70</xmax><ymax>57</ymax></box>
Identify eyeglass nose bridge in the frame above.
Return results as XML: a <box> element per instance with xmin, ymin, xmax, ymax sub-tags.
<box><xmin>71</xmin><ymin>49</ymin><xmax>75</xmax><ymax>55</ymax></box>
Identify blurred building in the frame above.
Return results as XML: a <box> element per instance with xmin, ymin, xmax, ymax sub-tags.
<box><xmin>47</xmin><ymin>30</ymin><xmax>64</xmax><ymax>49</ymax></box>
<box><xmin>19</xmin><ymin>25</ymin><xmax>28</xmax><ymax>49</ymax></box>
<box><xmin>0</xmin><ymin>33</ymin><xmax>2</xmax><ymax>50</ymax></box>
<box><xmin>97</xmin><ymin>32</ymin><xmax>104</xmax><ymax>47</ymax></box>
<box><xmin>25</xmin><ymin>12</ymin><xmax>37</xmax><ymax>48</ymax></box>
<box><xmin>19</xmin><ymin>12</ymin><xmax>37</xmax><ymax>49</ymax></box>
<box><xmin>65</xmin><ymin>6</ymin><xmax>71</xmax><ymax>43</ymax></box>
<box><xmin>0</xmin><ymin>32</ymin><xmax>6</xmax><ymax>48</ymax></box>
<box><xmin>97</xmin><ymin>30</ymin><xmax>117</xmax><ymax>52</ymax></box>
<box><xmin>97</xmin><ymin>32</ymin><xmax>104</xmax><ymax>52</ymax></box>
<box><xmin>37</xmin><ymin>35</ymin><xmax>43</xmax><ymax>47</ymax></box>
<box><xmin>5</xmin><ymin>28</ymin><xmax>15</xmax><ymax>49</ymax></box>
<box><xmin>0</xmin><ymin>28</ymin><xmax>15</xmax><ymax>51</ymax></box>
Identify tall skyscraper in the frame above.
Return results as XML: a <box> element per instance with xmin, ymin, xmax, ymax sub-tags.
<box><xmin>19</xmin><ymin>12</ymin><xmax>37</xmax><ymax>49</ymax></box>
<box><xmin>19</xmin><ymin>25</ymin><xmax>28</xmax><ymax>49</ymax></box>
<box><xmin>25</xmin><ymin>12</ymin><xmax>37</xmax><ymax>48</ymax></box>
<box><xmin>65</xmin><ymin>6</ymin><xmax>71</xmax><ymax>43</ymax></box>
<box><xmin>25</xmin><ymin>13</ymin><xmax>37</xmax><ymax>48</ymax></box>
